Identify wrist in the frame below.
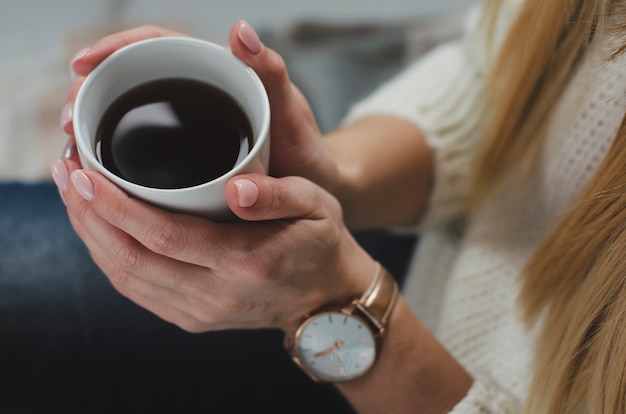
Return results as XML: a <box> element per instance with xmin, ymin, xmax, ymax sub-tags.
<box><xmin>337</xmin><ymin>297</ymin><xmax>474</xmax><ymax>413</ymax></box>
<box><xmin>285</xmin><ymin>262</ymin><xmax>399</xmax><ymax>383</ymax></box>
<box><xmin>281</xmin><ymin>246</ymin><xmax>378</xmax><ymax>337</ymax></box>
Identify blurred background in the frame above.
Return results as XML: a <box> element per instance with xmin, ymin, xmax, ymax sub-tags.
<box><xmin>0</xmin><ymin>0</ymin><xmax>471</xmax><ymax>182</ymax></box>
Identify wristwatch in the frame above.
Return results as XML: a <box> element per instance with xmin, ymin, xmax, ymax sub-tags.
<box><xmin>287</xmin><ymin>263</ymin><xmax>399</xmax><ymax>383</ymax></box>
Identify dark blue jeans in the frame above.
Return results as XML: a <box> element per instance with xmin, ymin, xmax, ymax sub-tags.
<box><xmin>0</xmin><ymin>182</ymin><xmax>356</xmax><ymax>413</ymax></box>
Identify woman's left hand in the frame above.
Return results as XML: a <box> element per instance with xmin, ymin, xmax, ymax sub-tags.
<box><xmin>51</xmin><ymin>152</ymin><xmax>377</xmax><ymax>334</ymax></box>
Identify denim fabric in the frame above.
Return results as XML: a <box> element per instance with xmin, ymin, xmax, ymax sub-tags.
<box><xmin>0</xmin><ymin>182</ymin><xmax>354</xmax><ymax>413</ymax></box>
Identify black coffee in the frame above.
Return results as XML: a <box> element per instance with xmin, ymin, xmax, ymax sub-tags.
<box><xmin>95</xmin><ymin>78</ymin><xmax>253</xmax><ymax>189</ymax></box>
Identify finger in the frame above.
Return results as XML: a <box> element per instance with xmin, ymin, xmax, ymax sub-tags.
<box><xmin>66</xmin><ymin>203</ymin><xmax>221</xmax><ymax>332</ymax></box>
<box><xmin>228</xmin><ymin>21</ymin><xmax>321</xmax><ymax>178</ymax></box>
<box><xmin>226</xmin><ymin>174</ymin><xmax>342</xmax><ymax>222</ymax></box>
<box><xmin>64</xmin><ymin>26</ymin><xmax>186</xmax><ymax>135</ymax></box>
<box><xmin>60</xmin><ymin>137</ymin><xmax>78</xmax><ymax>161</ymax></box>
<box><xmin>71</xmin><ymin>25</ymin><xmax>187</xmax><ymax>77</ymax></box>
<box><xmin>66</xmin><ymin>203</ymin><xmax>237</xmax><ymax>333</ymax></box>
<box><xmin>50</xmin><ymin>149</ymin><xmax>83</xmax><ymax>196</ymax></box>
<box><xmin>63</xmin><ymin>173</ymin><xmax>219</xmax><ymax>299</ymax></box>
<box><xmin>78</xmin><ymin>223</ymin><xmax>255</xmax><ymax>333</ymax></box>
<box><xmin>63</xmin><ymin>26</ymin><xmax>185</xmax><ymax>134</ymax></box>
<box><xmin>60</xmin><ymin>77</ymin><xmax>84</xmax><ymax>135</ymax></box>
<box><xmin>228</xmin><ymin>22</ymin><xmax>316</xmax><ymax>130</ymax></box>
<box><xmin>69</xmin><ymin>25</ymin><xmax>182</xmax><ymax>79</ymax></box>
<box><xmin>228</xmin><ymin>20</ymin><xmax>315</xmax><ymax>125</ymax></box>
<box><xmin>229</xmin><ymin>21</ymin><xmax>292</xmax><ymax>102</ymax></box>
<box><xmin>64</xmin><ymin>168</ymin><xmax>231</xmax><ymax>268</ymax></box>
<box><xmin>70</xmin><ymin>213</ymin><xmax>204</xmax><ymax>332</ymax></box>
<box><xmin>58</xmin><ymin>138</ymin><xmax>80</xmax><ymax>170</ymax></box>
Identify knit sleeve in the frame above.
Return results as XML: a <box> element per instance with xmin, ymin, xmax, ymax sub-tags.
<box><xmin>342</xmin><ymin>5</ymin><xmax>501</xmax><ymax>231</ymax></box>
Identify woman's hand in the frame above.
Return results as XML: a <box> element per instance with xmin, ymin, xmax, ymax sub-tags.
<box><xmin>61</xmin><ymin>22</ymin><xmax>339</xmax><ymax>191</ymax></box>
<box><xmin>52</xmin><ymin>150</ymin><xmax>376</xmax><ymax>334</ymax></box>
<box><xmin>53</xmin><ymin>22</ymin><xmax>378</xmax><ymax>334</ymax></box>
<box><xmin>59</xmin><ymin>22</ymin><xmax>433</xmax><ymax>230</ymax></box>
<box><xmin>51</xmin><ymin>150</ymin><xmax>471</xmax><ymax>413</ymax></box>
<box><xmin>51</xmin><ymin>24</ymin><xmax>472</xmax><ymax>412</ymax></box>
<box><xmin>61</xmin><ymin>25</ymin><xmax>186</xmax><ymax>134</ymax></box>
<box><xmin>227</xmin><ymin>22</ymin><xmax>338</xmax><ymax>190</ymax></box>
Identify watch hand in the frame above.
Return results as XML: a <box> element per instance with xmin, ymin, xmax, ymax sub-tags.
<box><xmin>315</xmin><ymin>345</ymin><xmax>335</xmax><ymax>358</ymax></box>
<box><xmin>314</xmin><ymin>341</ymin><xmax>344</xmax><ymax>358</ymax></box>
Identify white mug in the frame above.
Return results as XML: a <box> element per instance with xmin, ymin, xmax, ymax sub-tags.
<box><xmin>73</xmin><ymin>37</ymin><xmax>271</xmax><ymax>221</ymax></box>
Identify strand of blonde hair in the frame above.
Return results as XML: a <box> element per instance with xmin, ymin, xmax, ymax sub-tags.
<box><xmin>477</xmin><ymin>0</ymin><xmax>626</xmax><ymax>412</ymax></box>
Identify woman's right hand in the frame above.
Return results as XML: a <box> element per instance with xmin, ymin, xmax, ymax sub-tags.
<box><xmin>62</xmin><ymin>22</ymin><xmax>339</xmax><ymax>191</ymax></box>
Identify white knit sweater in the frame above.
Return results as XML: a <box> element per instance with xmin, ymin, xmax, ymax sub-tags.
<box><xmin>344</xmin><ymin>0</ymin><xmax>626</xmax><ymax>412</ymax></box>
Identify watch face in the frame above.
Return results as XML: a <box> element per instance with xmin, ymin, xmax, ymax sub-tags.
<box><xmin>294</xmin><ymin>311</ymin><xmax>376</xmax><ymax>382</ymax></box>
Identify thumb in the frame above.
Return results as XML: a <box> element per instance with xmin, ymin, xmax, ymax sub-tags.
<box><xmin>229</xmin><ymin>19</ymin><xmax>320</xmax><ymax>140</ymax></box>
<box><xmin>226</xmin><ymin>175</ymin><xmax>342</xmax><ymax>222</ymax></box>
<box><xmin>228</xmin><ymin>20</ymin><xmax>293</xmax><ymax>105</ymax></box>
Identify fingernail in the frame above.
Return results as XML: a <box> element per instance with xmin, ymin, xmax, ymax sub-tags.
<box><xmin>61</xmin><ymin>142</ymin><xmax>75</xmax><ymax>160</ymax></box>
<box><xmin>50</xmin><ymin>159</ymin><xmax>69</xmax><ymax>192</ymax></box>
<box><xmin>70</xmin><ymin>47</ymin><xmax>90</xmax><ymax>78</ymax></box>
<box><xmin>238</xmin><ymin>21</ymin><xmax>262</xmax><ymax>55</ymax></box>
<box><xmin>60</xmin><ymin>101</ymin><xmax>73</xmax><ymax>129</ymax></box>
<box><xmin>58</xmin><ymin>188</ymin><xmax>67</xmax><ymax>207</ymax></box>
<box><xmin>234</xmin><ymin>179</ymin><xmax>259</xmax><ymax>208</ymax></box>
<box><xmin>71</xmin><ymin>170</ymin><xmax>95</xmax><ymax>201</ymax></box>
<box><xmin>71</xmin><ymin>47</ymin><xmax>90</xmax><ymax>66</ymax></box>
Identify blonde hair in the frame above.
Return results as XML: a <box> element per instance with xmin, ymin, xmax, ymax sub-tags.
<box><xmin>476</xmin><ymin>0</ymin><xmax>626</xmax><ymax>412</ymax></box>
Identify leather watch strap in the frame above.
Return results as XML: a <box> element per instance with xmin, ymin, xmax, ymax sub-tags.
<box><xmin>359</xmin><ymin>264</ymin><xmax>399</xmax><ymax>327</ymax></box>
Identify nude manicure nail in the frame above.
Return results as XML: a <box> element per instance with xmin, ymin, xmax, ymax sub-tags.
<box><xmin>238</xmin><ymin>21</ymin><xmax>262</xmax><ymax>55</ymax></box>
<box><xmin>235</xmin><ymin>179</ymin><xmax>259</xmax><ymax>207</ymax></box>
<box><xmin>50</xmin><ymin>159</ymin><xmax>69</xmax><ymax>192</ymax></box>
<box><xmin>69</xmin><ymin>48</ymin><xmax>89</xmax><ymax>80</ymax></box>
<box><xmin>71</xmin><ymin>47</ymin><xmax>90</xmax><ymax>66</ymax></box>
<box><xmin>60</xmin><ymin>101</ymin><xmax>73</xmax><ymax>129</ymax></box>
<box><xmin>61</xmin><ymin>142</ymin><xmax>75</xmax><ymax>160</ymax></box>
<box><xmin>71</xmin><ymin>170</ymin><xmax>95</xmax><ymax>201</ymax></box>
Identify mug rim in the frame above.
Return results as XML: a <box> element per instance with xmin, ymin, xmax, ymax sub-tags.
<box><xmin>73</xmin><ymin>36</ymin><xmax>271</xmax><ymax>194</ymax></box>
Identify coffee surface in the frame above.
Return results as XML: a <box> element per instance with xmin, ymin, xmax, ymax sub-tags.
<box><xmin>95</xmin><ymin>78</ymin><xmax>253</xmax><ymax>189</ymax></box>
